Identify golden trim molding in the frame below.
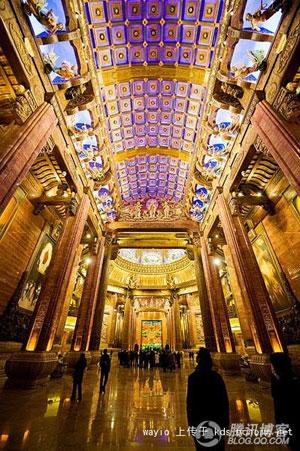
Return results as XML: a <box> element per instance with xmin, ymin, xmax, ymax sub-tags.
<box><xmin>114</xmin><ymin>147</ymin><xmax>190</xmax><ymax>163</ymax></box>
<box><xmin>98</xmin><ymin>65</ymin><xmax>209</xmax><ymax>86</ymax></box>
<box><xmin>114</xmin><ymin>255</ymin><xmax>192</xmax><ymax>274</ymax></box>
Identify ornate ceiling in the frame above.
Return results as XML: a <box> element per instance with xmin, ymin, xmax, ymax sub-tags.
<box><xmin>22</xmin><ymin>0</ymin><xmax>283</xmax><ymax>225</ymax></box>
<box><xmin>84</xmin><ymin>0</ymin><xmax>225</xmax><ymax>219</ymax></box>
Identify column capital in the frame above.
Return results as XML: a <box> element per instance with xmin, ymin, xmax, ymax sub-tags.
<box><xmin>104</xmin><ymin>232</ymin><xmax>115</xmax><ymax>246</ymax></box>
<box><xmin>253</xmin><ymin>135</ymin><xmax>270</xmax><ymax>156</ymax></box>
<box><xmin>0</xmin><ymin>102</ymin><xmax>57</xmax><ymax>211</ymax></box>
<box><xmin>251</xmin><ymin>100</ymin><xmax>300</xmax><ymax>195</ymax></box>
<box><xmin>228</xmin><ymin>197</ymin><xmax>243</xmax><ymax>216</ymax></box>
<box><xmin>192</xmin><ymin>232</ymin><xmax>201</xmax><ymax>247</ymax></box>
<box><xmin>207</xmin><ymin>240</ymin><xmax>218</xmax><ymax>255</ymax></box>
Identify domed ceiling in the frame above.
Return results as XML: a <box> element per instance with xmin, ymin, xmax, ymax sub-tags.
<box><xmin>118</xmin><ymin>248</ymin><xmax>186</xmax><ymax>265</ymax></box>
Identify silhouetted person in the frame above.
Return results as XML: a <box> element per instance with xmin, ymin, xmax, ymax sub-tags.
<box><xmin>270</xmin><ymin>352</ymin><xmax>300</xmax><ymax>450</ymax></box>
<box><xmin>150</xmin><ymin>349</ymin><xmax>155</xmax><ymax>369</ymax></box>
<box><xmin>71</xmin><ymin>353</ymin><xmax>87</xmax><ymax>402</ymax></box>
<box><xmin>100</xmin><ymin>348</ymin><xmax>111</xmax><ymax>393</ymax></box>
<box><xmin>161</xmin><ymin>350</ymin><xmax>167</xmax><ymax>372</ymax></box>
<box><xmin>175</xmin><ymin>351</ymin><xmax>181</xmax><ymax>368</ymax></box>
<box><xmin>187</xmin><ymin>347</ymin><xmax>229</xmax><ymax>450</ymax></box>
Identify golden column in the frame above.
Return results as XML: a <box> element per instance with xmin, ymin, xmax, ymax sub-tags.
<box><xmin>108</xmin><ymin>296</ymin><xmax>118</xmax><ymax>347</ymax></box>
<box><xmin>130</xmin><ymin>309</ymin><xmax>137</xmax><ymax>348</ymax></box>
<box><xmin>193</xmin><ymin>237</ymin><xmax>217</xmax><ymax>351</ymax></box>
<box><xmin>88</xmin><ymin>234</ymin><xmax>115</xmax><ymax>360</ymax></box>
<box><xmin>173</xmin><ymin>294</ymin><xmax>182</xmax><ymax>351</ymax></box>
<box><xmin>167</xmin><ymin>303</ymin><xmax>176</xmax><ymax>349</ymax></box>
<box><xmin>121</xmin><ymin>291</ymin><xmax>132</xmax><ymax>349</ymax></box>
<box><xmin>200</xmin><ymin>236</ymin><xmax>235</xmax><ymax>354</ymax></box>
<box><xmin>223</xmin><ymin>244</ymin><xmax>253</xmax><ymax>350</ymax></box>
<box><xmin>5</xmin><ymin>194</ymin><xmax>90</xmax><ymax>386</ymax></box>
<box><xmin>187</xmin><ymin>309</ymin><xmax>197</xmax><ymax>348</ymax></box>
<box><xmin>200</xmin><ymin>235</ymin><xmax>240</xmax><ymax>374</ymax></box>
<box><xmin>26</xmin><ymin>194</ymin><xmax>90</xmax><ymax>352</ymax></box>
<box><xmin>55</xmin><ymin>244</ymin><xmax>84</xmax><ymax>349</ymax></box>
<box><xmin>217</xmin><ymin>190</ymin><xmax>285</xmax><ymax>381</ymax></box>
<box><xmin>71</xmin><ymin>237</ymin><xmax>106</xmax><ymax>352</ymax></box>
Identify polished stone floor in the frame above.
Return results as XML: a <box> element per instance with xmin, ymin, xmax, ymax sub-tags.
<box><xmin>0</xmin><ymin>357</ymin><xmax>283</xmax><ymax>451</ymax></box>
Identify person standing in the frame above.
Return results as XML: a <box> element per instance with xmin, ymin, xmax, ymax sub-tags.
<box><xmin>71</xmin><ymin>353</ymin><xmax>87</xmax><ymax>402</ymax></box>
<box><xmin>187</xmin><ymin>347</ymin><xmax>229</xmax><ymax>450</ymax></box>
<box><xmin>270</xmin><ymin>352</ymin><xmax>300</xmax><ymax>450</ymax></box>
<box><xmin>100</xmin><ymin>348</ymin><xmax>111</xmax><ymax>393</ymax></box>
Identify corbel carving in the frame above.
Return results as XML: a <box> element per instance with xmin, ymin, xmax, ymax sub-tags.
<box><xmin>273</xmin><ymin>87</ymin><xmax>300</xmax><ymax>122</ymax></box>
<box><xmin>253</xmin><ymin>135</ymin><xmax>270</xmax><ymax>156</ymax></box>
<box><xmin>33</xmin><ymin>193</ymin><xmax>78</xmax><ymax>216</ymax></box>
<box><xmin>229</xmin><ymin>197</ymin><xmax>243</xmax><ymax>216</ymax></box>
<box><xmin>41</xmin><ymin>136</ymin><xmax>55</xmax><ymax>155</ymax></box>
<box><xmin>0</xmin><ymin>89</ymin><xmax>37</xmax><ymax>125</ymax></box>
<box><xmin>192</xmin><ymin>232</ymin><xmax>201</xmax><ymax>247</ymax></box>
<box><xmin>234</xmin><ymin>183</ymin><xmax>275</xmax><ymax>214</ymax></box>
<box><xmin>193</xmin><ymin>166</ymin><xmax>213</xmax><ymax>188</ymax></box>
<box><xmin>207</xmin><ymin>240</ymin><xmax>218</xmax><ymax>255</ymax></box>
<box><xmin>186</xmin><ymin>247</ymin><xmax>195</xmax><ymax>261</ymax></box>
<box><xmin>110</xmin><ymin>244</ymin><xmax>119</xmax><ymax>261</ymax></box>
<box><xmin>104</xmin><ymin>232</ymin><xmax>115</xmax><ymax>246</ymax></box>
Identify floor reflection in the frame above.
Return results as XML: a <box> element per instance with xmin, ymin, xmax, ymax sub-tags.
<box><xmin>0</xmin><ymin>358</ymin><xmax>283</xmax><ymax>450</ymax></box>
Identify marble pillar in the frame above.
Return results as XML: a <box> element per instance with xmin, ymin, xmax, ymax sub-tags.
<box><xmin>174</xmin><ymin>298</ymin><xmax>182</xmax><ymax>351</ymax></box>
<box><xmin>88</xmin><ymin>237</ymin><xmax>112</xmax><ymax>359</ymax></box>
<box><xmin>130</xmin><ymin>310</ymin><xmax>137</xmax><ymax>349</ymax></box>
<box><xmin>187</xmin><ymin>310</ymin><xmax>197</xmax><ymax>348</ymax></box>
<box><xmin>200</xmin><ymin>237</ymin><xmax>235</xmax><ymax>354</ymax></box>
<box><xmin>193</xmin><ymin>245</ymin><xmax>217</xmax><ymax>351</ymax></box>
<box><xmin>29</xmin><ymin>194</ymin><xmax>90</xmax><ymax>352</ymax></box>
<box><xmin>217</xmin><ymin>191</ymin><xmax>285</xmax><ymax>382</ymax></box>
<box><xmin>5</xmin><ymin>194</ymin><xmax>90</xmax><ymax>386</ymax></box>
<box><xmin>70</xmin><ymin>237</ymin><xmax>105</xmax><ymax>359</ymax></box>
<box><xmin>108</xmin><ymin>308</ymin><xmax>117</xmax><ymax>347</ymax></box>
<box><xmin>55</xmin><ymin>244</ymin><xmax>84</xmax><ymax>351</ymax></box>
<box><xmin>251</xmin><ymin>101</ymin><xmax>300</xmax><ymax>195</ymax></box>
<box><xmin>167</xmin><ymin>307</ymin><xmax>176</xmax><ymax>350</ymax></box>
<box><xmin>223</xmin><ymin>244</ymin><xmax>253</xmax><ymax>350</ymax></box>
<box><xmin>0</xmin><ymin>103</ymin><xmax>57</xmax><ymax>212</ymax></box>
<box><xmin>200</xmin><ymin>236</ymin><xmax>240</xmax><ymax>375</ymax></box>
<box><xmin>121</xmin><ymin>294</ymin><xmax>132</xmax><ymax>350</ymax></box>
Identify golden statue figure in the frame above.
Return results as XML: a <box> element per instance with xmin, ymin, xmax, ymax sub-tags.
<box><xmin>246</xmin><ymin>0</ymin><xmax>291</xmax><ymax>31</ymax></box>
<box><xmin>231</xmin><ymin>50</ymin><xmax>267</xmax><ymax>82</ymax></box>
<box><xmin>23</xmin><ymin>0</ymin><xmax>64</xmax><ymax>34</ymax></box>
<box><xmin>43</xmin><ymin>49</ymin><xmax>76</xmax><ymax>79</ymax></box>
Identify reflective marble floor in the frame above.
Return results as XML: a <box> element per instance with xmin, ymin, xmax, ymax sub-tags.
<box><xmin>0</xmin><ymin>358</ymin><xmax>283</xmax><ymax>451</ymax></box>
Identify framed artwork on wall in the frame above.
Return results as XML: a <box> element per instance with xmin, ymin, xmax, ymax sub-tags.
<box><xmin>141</xmin><ymin>319</ymin><xmax>162</xmax><ymax>349</ymax></box>
<box><xmin>17</xmin><ymin>230</ymin><xmax>55</xmax><ymax>312</ymax></box>
<box><xmin>251</xmin><ymin>224</ymin><xmax>294</xmax><ymax>313</ymax></box>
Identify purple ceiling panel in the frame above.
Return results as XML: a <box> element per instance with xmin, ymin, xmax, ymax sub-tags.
<box><xmin>85</xmin><ymin>0</ymin><xmax>223</xmax><ymax>69</ymax></box>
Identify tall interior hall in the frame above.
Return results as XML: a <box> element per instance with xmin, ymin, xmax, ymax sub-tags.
<box><xmin>0</xmin><ymin>0</ymin><xmax>300</xmax><ymax>450</ymax></box>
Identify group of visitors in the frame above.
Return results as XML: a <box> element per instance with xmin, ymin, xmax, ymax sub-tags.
<box><xmin>118</xmin><ymin>344</ymin><xmax>182</xmax><ymax>371</ymax></box>
<box><xmin>69</xmin><ymin>345</ymin><xmax>300</xmax><ymax>450</ymax></box>
<box><xmin>71</xmin><ymin>349</ymin><xmax>112</xmax><ymax>401</ymax></box>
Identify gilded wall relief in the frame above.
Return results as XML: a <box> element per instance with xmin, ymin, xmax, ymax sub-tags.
<box><xmin>251</xmin><ymin>224</ymin><xmax>294</xmax><ymax>313</ymax></box>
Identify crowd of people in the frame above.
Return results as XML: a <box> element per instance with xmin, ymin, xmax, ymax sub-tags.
<box><xmin>117</xmin><ymin>344</ymin><xmax>183</xmax><ymax>371</ymax></box>
<box><xmin>67</xmin><ymin>344</ymin><xmax>300</xmax><ymax>450</ymax></box>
